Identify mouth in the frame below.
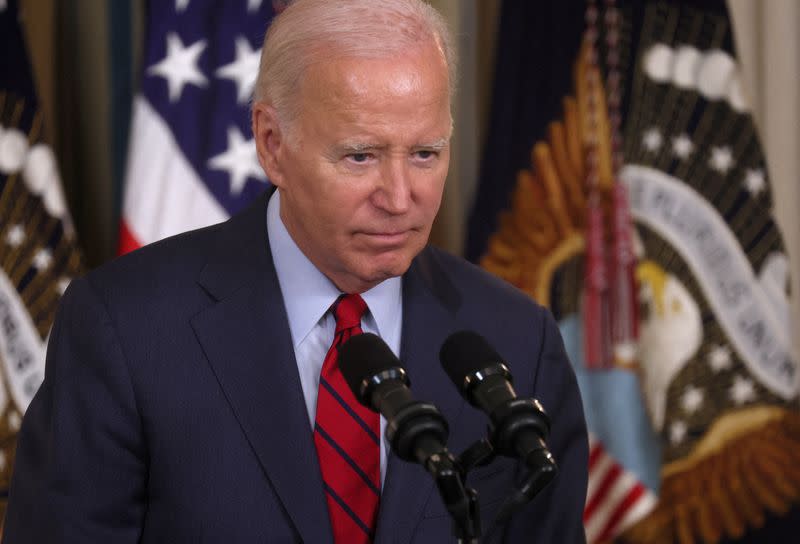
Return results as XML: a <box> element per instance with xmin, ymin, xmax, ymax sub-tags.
<box><xmin>359</xmin><ymin>229</ymin><xmax>415</xmax><ymax>247</ymax></box>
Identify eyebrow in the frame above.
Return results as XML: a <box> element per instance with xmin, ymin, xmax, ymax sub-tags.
<box><xmin>417</xmin><ymin>138</ymin><xmax>450</xmax><ymax>150</ymax></box>
<box><xmin>335</xmin><ymin>138</ymin><xmax>451</xmax><ymax>155</ymax></box>
<box><xmin>337</xmin><ymin>142</ymin><xmax>386</xmax><ymax>154</ymax></box>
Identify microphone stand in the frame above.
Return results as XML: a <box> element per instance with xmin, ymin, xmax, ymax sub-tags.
<box><xmin>416</xmin><ymin>437</ymin><xmax>498</xmax><ymax>543</ymax></box>
<box><xmin>436</xmin><ymin>425</ymin><xmax>557</xmax><ymax>543</ymax></box>
<box><xmin>424</xmin><ymin>449</ymin><xmax>481</xmax><ymax>544</ymax></box>
<box><xmin>390</xmin><ymin>409</ymin><xmax>557</xmax><ymax>543</ymax></box>
<box><xmin>385</xmin><ymin>403</ymin><xmax>483</xmax><ymax>543</ymax></box>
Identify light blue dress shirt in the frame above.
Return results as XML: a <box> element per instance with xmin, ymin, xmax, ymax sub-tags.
<box><xmin>267</xmin><ymin>191</ymin><xmax>401</xmax><ymax>487</ymax></box>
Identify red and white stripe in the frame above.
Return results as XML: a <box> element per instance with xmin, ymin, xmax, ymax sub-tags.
<box><xmin>584</xmin><ymin>435</ymin><xmax>656</xmax><ymax>543</ymax></box>
<box><xmin>119</xmin><ymin>95</ymin><xmax>228</xmax><ymax>254</ymax></box>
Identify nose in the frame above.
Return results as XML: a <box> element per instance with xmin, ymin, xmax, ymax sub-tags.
<box><xmin>373</xmin><ymin>156</ymin><xmax>412</xmax><ymax>214</ymax></box>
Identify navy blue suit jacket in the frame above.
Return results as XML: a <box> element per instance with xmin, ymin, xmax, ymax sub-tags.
<box><xmin>4</xmin><ymin>194</ymin><xmax>588</xmax><ymax>542</ymax></box>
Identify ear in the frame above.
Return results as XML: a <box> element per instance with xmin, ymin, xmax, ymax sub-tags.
<box><xmin>252</xmin><ymin>101</ymin><xmax>287</xmax><ymax>188</ymax></box>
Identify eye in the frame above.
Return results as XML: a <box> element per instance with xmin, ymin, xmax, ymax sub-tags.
<box><xmin>413</xmin><ymin>149</ymin><xmax>438</xmax><ymax>161</ymax></box>
<box><xmin>350</xmin><ymin>153</ymin><xmax>370</xmax><ymax>163</ymax></box>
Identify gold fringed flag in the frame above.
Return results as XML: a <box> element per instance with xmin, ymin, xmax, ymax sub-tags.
<box><xmin>474</xmin><ymin>0</ymin><xmax>800</xmax><ymax>542</ymax></box>
<box><xmin>0</xmin><ymin>0</ymin><xmax>84</xmax><ymax>521</ymax></box>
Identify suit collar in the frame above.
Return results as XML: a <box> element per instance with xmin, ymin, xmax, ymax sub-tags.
<box><xmin>195</xmin><ymin>191</ymin><xmax>273</xmax><ymax>302</ymax></box>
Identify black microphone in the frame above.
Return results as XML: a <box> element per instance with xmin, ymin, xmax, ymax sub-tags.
<box><xmin>338</xmin><ymin>333</ymin><xmax>451</xmax><ymax>470</ymax></box>
<box><xmin>340</xmin><ymin>333</ymin><xmax>480</xmax><ymax>541</ymax></box>
<box><xmin>439</xmin><ymin>331</ymin><xmax>556</xmax><ymax>477</ymax></box>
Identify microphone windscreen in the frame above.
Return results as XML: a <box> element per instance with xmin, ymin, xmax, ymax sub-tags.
<box><xmin>338</xmin><ymin>333</ymin><xmax>400</xmax><ymax>397</ymax></box>
<box><xmin>439</xmin><ymin>330</ymin><xmax>503</xmax><ymax>387</ymax></box>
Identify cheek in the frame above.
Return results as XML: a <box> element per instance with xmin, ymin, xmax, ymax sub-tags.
<box><xmin>418</xmin><ymin>175</ymin><xmax>446</xmax><ymax>216</ymax></box>
<box><xmin>314</xmin><ymin>193</ymin><xmax>365</xmax><ymax>235</ymax></box>
<box><xmin>294</xmin><ymin>177</ymin><xmax>349</xmax><ymax>224</ymax></box>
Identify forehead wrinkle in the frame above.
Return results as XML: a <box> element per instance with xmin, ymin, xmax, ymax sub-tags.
<box><xmin>295</xmin><ymin>50</ymin><xmax>452</xmax><ymax>152</ymax></box>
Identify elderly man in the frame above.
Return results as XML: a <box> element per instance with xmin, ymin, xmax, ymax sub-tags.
<box><xmin>4</xmin><ymin>0</ymin><xmax>588</xmax><ymax>542</ymax></box>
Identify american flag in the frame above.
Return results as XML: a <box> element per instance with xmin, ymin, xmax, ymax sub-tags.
<box><xmin>583</xmin><ymin>436</ymin><xmax>656</xmax><ymax>542</ymax></box>
<box><xmin>120</xmin><ymin>0</ymin><xmax>280</xmax><ymax>253</ymax></box>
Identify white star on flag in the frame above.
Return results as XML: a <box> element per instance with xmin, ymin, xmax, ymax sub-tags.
<box><xmin>642</xmin><ymin>128</ymin><xmax>662</xmax><ymax>152</ymax></box>
<box><xmin>216</xmin><ymin>36</ymin><xmax>260</xmax><ymax>104</ymax></box>
<box><xmin>670</xmin><ymin>420</ymin><xmax>687</xmax><ymax>445</ymax></box>
<box><xmin>709</xmin><ymin>145</ymin><xmax>735</xmax><ymax>174</ymax></box>
<box><xmin>680</xmin><ymin>385</ymin><xmax>704</xmax><ymax>414</ymax></box>
<box><xmin>6</xmin><ymin>224</ymin><xmax>25</xmax><ymax>247</ymax></box>
<box><xmin>708</xmin><ymin>344</ymin><xmax>732</xmax><ymax>372</ymax></box>
<box><xmin>33</xmin><ymin>248</ymin><xmax>53</xmax><ymax>270</ymax></box>
<box><xmin>248</xmin><ymin>0</ymin><xmax>263</xmax><ymax>12</ymax></box>
<box><xmin>729</xmin><ymin>375</ymin><xmax>756</xmax><ymax>405</ymax></box>
<box><xmin>671</xmin><ymin>134</ymin><xmax>694</xmax><ymax>159</ymax></box>
<box><xmin>148</xmin><ymin>32</ymin><xmax>208</xmax><ymax>103</ymax></box>
<box><xmin>208</xmin><ymin>126</ymin><xmax>266</xmax><ymax>195</ymax></box>
<box><xmin>744</xmin><ymin>168</ymin><xmax>766</xmax><ymax>196</ymax></box>
<box><xmin>176</xmin><ymin>0</ymin><xmax>190</xmax><ymax>12</ymax></box>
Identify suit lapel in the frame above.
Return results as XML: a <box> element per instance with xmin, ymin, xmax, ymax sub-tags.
<box><xmin>375</xmin><ymin>250</ymin><xmax>466</xmax><ymax>544</ymax></box>
<box><xmin>190</xmin><ymin>194</ymin><xmax>332</xmax><ymax>544</ymax></box>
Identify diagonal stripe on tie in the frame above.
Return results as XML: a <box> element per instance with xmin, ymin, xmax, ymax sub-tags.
<box><xmin>315</xmin><ymin>423</ymin><xmax>380</xmax><ymax>495</ymax></box>
<box><xmin>317</xmin><ymin>434</ymin><xmax>382</xmax><ymax>529</ymax></box>
<box><xmin>319</xmin><ymin>377</ymin><xmax>381</xmax><ymax>445</ymax></box>
<box><xmin>322</xmin><ymin>482</ymin><xmax>374</xmax><ymax>538</ymax></box>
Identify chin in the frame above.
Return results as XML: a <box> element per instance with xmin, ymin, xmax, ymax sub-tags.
<box><xmin>347</xmin><ymin>242</ymin><xmax>426</xmax><ymax>286</ymax></box>
<box><xmin>367</xmin><ymin>264</ymin><xmax>408</xmax><ymax>283</ymax></box>
<box><xmin>362</xmin><ymin>257</ymin><xmax>414</xmax><ymax>284</ymax></box>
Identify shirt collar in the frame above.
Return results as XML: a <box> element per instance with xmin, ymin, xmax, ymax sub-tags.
<box><xmin>267</xmin><ymin>190</ymin><xmax>401</xmax><ymax>348</ymax></box>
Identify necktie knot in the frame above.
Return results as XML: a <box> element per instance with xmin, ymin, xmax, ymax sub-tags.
<box><xmin>334</xmin><ymin>293</ymin><xmax>367</xmax><ymax>333</ymax></box>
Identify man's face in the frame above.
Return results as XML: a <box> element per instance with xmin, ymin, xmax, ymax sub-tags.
<box><xmin>255</xmin><ymin>44</ymin><xmax>451</xmax><ymax>293</ymax></box>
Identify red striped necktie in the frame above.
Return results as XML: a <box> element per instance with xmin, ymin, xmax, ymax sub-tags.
<box><xmin>313</xmin><ymin>293</ymin><xmax>381</xmax><ymax>543</ymax></box>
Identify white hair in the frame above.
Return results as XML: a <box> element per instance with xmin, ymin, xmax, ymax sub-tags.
<box><xmin>253</xmin><ymin>0</ymin><xmax>456</xmax><ymax>127</ymax></box>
